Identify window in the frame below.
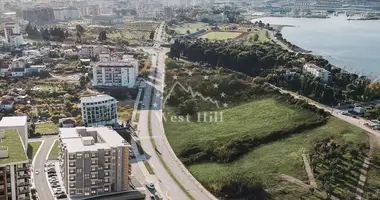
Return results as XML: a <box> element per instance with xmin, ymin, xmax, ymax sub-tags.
<box><xmin>91</xmin><ymin>167</ymin><xmax>96</xmax><ymax>172</ymax></box>
<box><xmin>84</xmin><ymin>174</ymin><xmax>89</xmax><ymax>179</ymax></box>
<box><xmin>69</xmin><ymin>183</ymin><xmax>75</xmax><ymax>188</ymax></box>
<box><xmin>91</xmin><ymin>153</ymin><xmax>96</xmax><ymax>158</ymax></box>
<box><xmin>91</xmin><ymin>181</ymin><xmax>96</xmax><ymax>186</ymax></box>
<box><xmin>77</xmin><ymin>168</ymin><xmax>82</xmax><ymax>173</ymax></box>
<box><xmin>69</xmin><ymin>169</ymin><xmax>75</xmax><ymax>174</ymax></box>
<box><xmin>70</xmin><ymin>190</ymin><xmax>75</xmax><ymax>195</ymax></box>
<box><xmin>104</xmin><ymin>187</ymin><xmax>109</xmax><ymax>192</ymax></box>
<box><xmin>91</xmin><ymin>174</ymin><xmax>97</xmax><ymax>179</ymax></box>
<box><xmin>91</xmin><ymin>190</ymin><xmax>96</xmax><ymax>194</ymax></box>
<box><xmin>77</xmin><ymin>153</ymin><xmax>83</xmax><ymax>159</ymax></box>
<box><xmin>77</xmin><ymin>189</ymin><xmax>83</xmax><ymax>194</ymax></box>
<box><xmin>104</xmin><ymin>178</ymin><xmax>109</xmax><ymax>183</ymax></box>
<box><xmin>85</xmin><ymin>154</ymin><xmax>89</xmax><ymax>158</ymax></box>
<box><xmin>69</xmin><ymin>154</ymin><xmax>75</xmax><ymax>159</ymax></box>
<box><xmin>69</xmin><ymin>176</ymin><xmax>75</xmax><ymax>181</ymax></box>
<box><xmin>69</xmin><ymin>162</ymin><xmax>75</xmax><ymax>167</ymax></box>
<box><xmin>104</xmin><ymin>172</ymin><xmax>109</xmax><ymax>176</ymax></box>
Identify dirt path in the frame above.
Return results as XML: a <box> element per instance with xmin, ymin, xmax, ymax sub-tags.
<box><xmin>281</xmin><ymin>174</ymin><xmax>339</xmax><ymax>200</ymax></box>
<box><xmin>302</xmin><ymin>150</ymin><xmax>317</xmax><ymax>188</ymax></box>
<box><xmin>355</xmin><ymin>136</ymin><xmax>376</xmax><ymax>200</ymax></box>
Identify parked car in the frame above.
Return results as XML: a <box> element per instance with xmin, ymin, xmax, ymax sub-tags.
<box><xmin>145</xmin><ymin>180</ymin><xmax>155</xmax><ymax>190</ymax></box>
<box><xmin>56</xmin><ymin>194</ymin><xmax>67</xmax><ymax>199</ymax></box>
<box><xmin>35</xmin><ymin>170</ymin><xmax>39</xmax><ymax>175</ymax></box>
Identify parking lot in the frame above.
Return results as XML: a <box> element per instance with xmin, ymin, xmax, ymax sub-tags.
<box><xmin>45</xmin><ymin>162</ymin><xmax>68</xmax><ymax>200</ymax></box>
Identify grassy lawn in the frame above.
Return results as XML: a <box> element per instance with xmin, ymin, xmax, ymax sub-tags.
<box><xmin>186</xmin><ymin>117</ymin><xmax>367</xmax><ymax>198</ymax></box>
<box><xmin>164</xmin><ymin>97</ymin><xmax>320</xmax><ymax>156</ymax></box>
<box><xmin>0</xmin><ymin>129</ymin><xmax>28</xmax><ymax>165</ymax></box>
<box><xmin>174</xmin><ymin>23</ymin><xmax>209</xmax><ymax>34</ymax></box>
<box><xmin>48</xmin><ymin>140</ymin><xmax>60</xmax><ymax>160</ymax></box>
<box><xmin>27</xmin><ymin>141</ymin><xmax>42</xmax><ymax>160</ymax></box>
<box><xmin>35</xmin><ymin>122</ymin><xmax>59</xmax><ymax>135</ymax></box>
<box><xmin>118</xmin><ymin>104</ymin><xmax>134</xmax><ymax>121</ymax></box>
<box><xmin>246</xmin><ymin>30</ymin><xmax>270</xmax><ymax>42</ymax></box>
<box><xmin>200</xmin><ymin>31</ymin><xmax>242</xmax><ymax>40</ymax></box>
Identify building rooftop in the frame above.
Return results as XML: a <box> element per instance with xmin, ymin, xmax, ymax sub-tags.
<box><xmin>80</xmin><ymin>95</ymin><xmax>115</xmax><ymax>103</ymax></box>
<box><xmin>0</xmin><ymin>129</ymin><xmax>28</xmax><ymax>166</ymax></box>
<box><xmin>60</xmin><ymin>127</ymin><xmax>130</xmax><ymax>153</ymax></box>
<box><xmin>0</xmin><ymin>116</ymin><xmax>27</xmax><ymax>127</ymax></box>
<box><xmin>98</xmin><ymin>61</ymin><xmax>135</xmax><ymax>68</ymax></box>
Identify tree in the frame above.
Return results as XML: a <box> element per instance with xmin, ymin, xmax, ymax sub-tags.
<box><xmin>178</xmin><ymin>99</ymin><xmax>198</xmax><ymax>116</ymax></box>
<box><xmin>186</xmin><ymin>30</ymin><xmax>190</xmax><ymax>34</ymax></box>
<box><xmin>140</xmin><ymin>68</ymin><xmax>150</xmax><ymax>77</ymax></box>
<box><xmin>149</xmin><ymin>31</ymin><xmax>155</xmax><ymax>40</ymax></box>
<box><xmin>253</xmin><ymin>33</ymin><xmax>259</xmax><ymax>42</ymax></box>
<box><xmin>98</xmin><ymin>30</ymin><xmax>107</xmax><ymax>41</ymax></box>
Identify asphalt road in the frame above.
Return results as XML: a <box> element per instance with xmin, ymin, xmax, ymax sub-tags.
<box><xmin>34</xmin><ymin>138</ymin><xmax>56</xmax><ymax>200</ymax></box>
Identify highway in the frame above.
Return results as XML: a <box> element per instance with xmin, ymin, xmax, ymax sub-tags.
<box><xmin>33</xmin><ymin>138</ymin><xmax>56</xmax><ymax>200</ymax></box>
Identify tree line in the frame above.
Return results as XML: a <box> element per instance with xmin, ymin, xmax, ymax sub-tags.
<box><xmin>169</xmin><ymin>38</ymin><xmax>377</xmax><ymax>106</ymax></box>
<box><xmin>26</xmin><ymin>23</ymin><xmax>68</xmax><ymax>42</ymax></box>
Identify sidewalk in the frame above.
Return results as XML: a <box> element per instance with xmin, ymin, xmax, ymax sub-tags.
<box><xmin>132</xmin><ymin>88</ymin><xmax>143</xmax><ymax>122</ymax></box>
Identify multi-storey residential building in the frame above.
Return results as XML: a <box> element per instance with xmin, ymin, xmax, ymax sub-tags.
<box><xmin>80</xmin><ymin>95</ymin><xmax>117</xmax><ymax>127</ymax></box>
<box><xmin>3</xmin><ymin>23</ymin><xmax>24</xmax><ymax>48</ymax></box>
<box><xmin>303</xmin><ymin>63</ymin><xmax>331</xmax><ymax>83</ymax></box>
<box><xmin>0</xmin><ymin>117</ymin><xmax>28</xmax><ymax>150</ymax></box>
<box><xmin>59</xmin><ymin>127</ymin><xmax>131</xmax><ymax>198</ymax></box>
<box><xmin>0</xmin><ymin>129</ymin><xmax>31</xmax><ymax>200</ymax></box>
<box><xmin>92</xmin><ymin>56</ymin><xmax>138</xmax><ymax>88</ymax></box>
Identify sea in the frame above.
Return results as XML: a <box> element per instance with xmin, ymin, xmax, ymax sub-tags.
<box><xmin>254</xmin><ymin>16</ymin><xmax>380</xmax><ymax>80</ymax></box>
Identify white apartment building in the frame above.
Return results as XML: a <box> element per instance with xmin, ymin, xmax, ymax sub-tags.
<box><xmin>92</xmin><ymin>55</ymin><xmax>138</xmax><ymax>88</ymax></box>
<box><xmin>0</xmin><ymin>128</ymin><xmax>31</xmax><ymax>200</ymax></box>
<box><xmin>3</xmin><ymin>23</ymin><xmax>25</xmax><ymax>47</ymax></box>
<box><xmin>80</xmin><ymin>95</ymin><xmax>117</xmax><ymax>127</ymax></box>
<box><xmin>53</xmin><ymin>7</ymin><xmax>81</xmax><ymax>21</ymax></box>
<box><xmin>79</xmin><ymin>45</ymin><xmax>101</xmax><ymax>58</ymax></box>
<box><xmin>59</xmin><ymin>127</ymin><xmax>131</xmax><ymax>198</ymax></box>
<box><xmin>303</xmin><ymin>63</ymin><xmax>331</xmax><ymax>83</ymax></box>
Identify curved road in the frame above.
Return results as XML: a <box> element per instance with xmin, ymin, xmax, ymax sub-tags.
<box><xmin>33</xmin><ymin>138</ymin><xmax>56</xmax><ymax>200</ymax></box>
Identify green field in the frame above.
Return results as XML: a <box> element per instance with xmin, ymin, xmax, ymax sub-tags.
<box><xmin>246</xmin><ymin>30</ymin><xmax>270</xmax><ymax>42</ymax></box>
<box><xmin>35</xmin><ymin>122</ymin><xmax>59</xmax><ymax>135</ymax></box>
<box><xmin>164</xmin><ymin>94</ymin><xmax>368</xmax><ymax>198</ymax></box>
<box><xmin>174</xmin><ymin>23</ymin><xmax>209</xmax><ymax>34</ymax></box>
<box><xmin>186</xmin><ymin>117</ymin><xmax>367</xmax><ymax>198</ymax></box>
<box><xmin>27</xmin><ymin>141</ymin><xmax>42</xmax><ymax>160</ymax></box>
<box><xmin>200</xmin><ymin>31</ymin><xmax>242</xmax><ymax>40</ymax></box>
<box><xmin>48</xmin><ymin>140</ymin><xmax>60</xmax><ymax>160</ymax></box>
<box><xmin>164</xmin><ymin>98</ymin><xmax>320</xmax><ymax>155</ymax></box>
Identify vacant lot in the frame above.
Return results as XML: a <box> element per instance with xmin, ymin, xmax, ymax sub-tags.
<box><xmin>174</xmin><ymin>23</ymin><xmax>209</xmax><ymax>34</ymax></box>
<box><xmin>48</xmin><ymin>140</ymin><xmax>60</xmax><ymax>160</ymax></box>
<box><xmin>200</xmin><ymin>31</ymin><xmax>242</xmax><ymax>40</ymax></box>
<box><xmin>35</xmin><ymin>122</ymin><xmax>59</xmax><ymax>135</ymax></box>
<box><xmin>118</xmin><ymin>103</ymin><xmax>134</xmax><ymax>121</ymax></box>
<box><xmin>187</xmin><ymin>117</ymin><xmax>368</xmax><ymax>199</ymax></box>
<box><xmin>164</xmin><ymin>97</ymin><xmax>320</xmax><ymax>156</ymax></box>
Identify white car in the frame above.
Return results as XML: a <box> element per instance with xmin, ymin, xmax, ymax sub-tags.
<box><xmin>145</xmin><ymin>180</ymin><xmax>155</xmax><ymax>190</ymax></box>
<box><xmin>35</xmin><ymin>170</ymin><xmax>39</xmax><ymax>175</ymax></box>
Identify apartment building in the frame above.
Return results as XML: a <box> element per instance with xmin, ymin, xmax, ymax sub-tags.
<box><xmin>0</xmin><ymin>129</ymin><xmax>31</xmax><ymax>200</ymax></box>
<box><xmin>59</xmin><ymin>127</ymin><xmax>131</xmax><ymax>198</ymax></box>
<box><xmin>92</xmin><ymin>56</ymin><xmax>138</xmax><ymax>88</ymax></box>
<box><xmin>3</xmin><ymin>23</ymin><xmax>25</xmax><ymax>48</ymax></box>
<box><xmin>0</xmin><ymin>117</ymin><xmax>28</xmax><ymax>150</ymax></box>
<box><xmin>80</xmin><ymin>95</ymin><xmax>117</xmax><ymax>127</ymax></box>
<box><xmin>303</xmin><ymin>63</ymin><xmax>331</xmax><ymax>83</ymax></box>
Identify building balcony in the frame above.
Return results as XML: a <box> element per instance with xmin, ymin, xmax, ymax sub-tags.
<box><xmin>18</xmin><ymin>189</ymin><xmax>30</xmax><ymax>194</ymax></box>
<box><xmin>17</xmin><ymin>174</ymin><xmax>30</xmax><ymax>179</ymax></box>
<box><xmin>16</xmin><ymin>167</ymin><xmax>28</xmax><ymax>171</ymax></box>
<box><xmin>17</xmin><ymin>182</ymin><xmax>29</xmax><ymax>187</ymax></box>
